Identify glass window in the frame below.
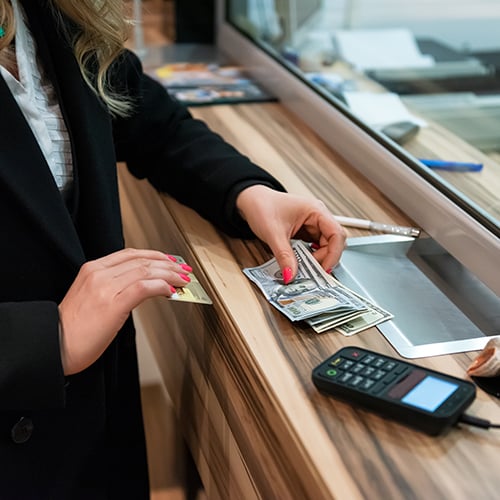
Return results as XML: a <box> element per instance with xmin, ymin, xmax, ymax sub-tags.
<box><xmin>225</xmin><ymin>0</ymin><xmax>500</xmax><ymax>235</ymax></box>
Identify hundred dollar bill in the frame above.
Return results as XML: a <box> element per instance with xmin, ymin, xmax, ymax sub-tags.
<box><xmin>294</xmin><ymin>241</ymin><xmax>370</xmax><ymax>311</ymax></box>
<box><xmin>243</xmin><ymin>240</ymin><xmax>364</xmax><ymax>322</ymax></box>
<box><xmin>331</xmin><ymin>281</ymin><xmax>393</xmax><ymax>335</ymax></box>
<box><xmin>310</xmin><ymin>283</ymin><xmax>393</xmax><ymax>335</ymax></box>
<box><xmin>335</xmin><ymin>302</ymin><xmax>393</xmax><ymax>336</ymax></box>
<box><xmin>168</xmin><ymin>255</ymin><xmax>213</xmax><ymax>305</ymax></box>
<box><xmin>307</xmin><ymin>310</ymin><xmax>367</xmax><ymax>333</ymax></box>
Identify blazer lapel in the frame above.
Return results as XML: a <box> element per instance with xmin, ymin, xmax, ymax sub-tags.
<box><xmin>22</xmin><ymin>0</ymin><xmax>125</xmax><ymax>261</ymax></box>
<box><xmin>0</xmin><ymin>76</ymin><xmax>85</xmax><ymax>268</ymax></box>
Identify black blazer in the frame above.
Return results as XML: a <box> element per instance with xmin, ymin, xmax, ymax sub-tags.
<box><xmin>0</xmin><ymin>1</ymin><xmax>284</xmax><ymax>498</ymax></box>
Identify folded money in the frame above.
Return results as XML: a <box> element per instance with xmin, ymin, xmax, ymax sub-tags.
<box><xmin>243</xmin><ymin>240</ymin><xmax>393</xmax><ymax>335</ymax></box>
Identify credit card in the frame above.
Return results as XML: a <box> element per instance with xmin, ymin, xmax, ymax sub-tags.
<box><xmin>169</xmin><ymin>255</ymin><xmax>213</xmax><ymax>305</ymax></box>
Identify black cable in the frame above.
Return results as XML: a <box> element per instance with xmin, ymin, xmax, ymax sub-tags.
<box><xmin>459</xmin><ymin>413</ymin><xmax>500</xmax><ymax>429</ymax></box>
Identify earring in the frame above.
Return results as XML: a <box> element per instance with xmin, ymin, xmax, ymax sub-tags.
<box><xmin>0</xmin><ymin>26</ymin><xmax>5</xmax><ymax>38</ymax></box>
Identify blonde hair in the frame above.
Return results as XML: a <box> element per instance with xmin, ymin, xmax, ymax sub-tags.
<box><xmin>1</xmin><ymin>0</ymin><xmax>133</xmax><ymax>116</ymax></box>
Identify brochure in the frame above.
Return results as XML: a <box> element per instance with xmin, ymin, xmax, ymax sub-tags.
<box><xmin>146</xmin><ymin>62</ymin><xmax>276</xmax><ymax>106</ymax></box>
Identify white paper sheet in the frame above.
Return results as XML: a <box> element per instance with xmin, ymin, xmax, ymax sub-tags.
<box><xmin>343</xmin><ymin>91</ymin><xmax>427</xmax><ymax>128</ymax></box>
<box><xmin>334</xmin><ymin>28</ymin><xmax>434</xmax><ymax>71</ymax></box>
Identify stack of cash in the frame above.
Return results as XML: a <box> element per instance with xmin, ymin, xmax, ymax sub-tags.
<box><xmin>243</xmin><ymin>240</ymin><xmax>393</xmax><ymax>336</ymax></box>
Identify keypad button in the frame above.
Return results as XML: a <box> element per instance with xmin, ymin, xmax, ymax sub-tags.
<box><xmin>359</xmin><ymin>378</ymin><xmax>376</xmax><ymax>391</ymax></box>
<box><xmin>373</xmin><ymin>357</ymin><xmax>387</xmax><ymax>368</ymax></box>
<box><xmin>363</xmin><ymin>354</ymin><xmax>376</xmax><ymax>364</ymax></box>
<box><xmin>341</xmin><ymin>360</ymin><xmax>355</xmax><ymax>370</ymax></box>
<box><xmin>324</xmin><ymin>368</ymin><xmax>340</xmax><ymax>378</ymax></box>
<box><xmin>370</xmin><ymin>382</ymin><xmax>387</xmax><ymax>395</ymax></box>
<box><xmin>349</xmin><ymin>375</ymin><xmax>364</xmax><ymax>387</ymax></box>
<box><xmin>343</xmin><ymin>350</ymin><xmax>366</xmax><ymax>361</ymax></box>
<box><xmin>328</xmin><ymin>356</ymin><xmax>344</xmax><ymax>368</ymax></box>
<box><xmin>351</xmin><ymin>363</ymin><xmax>366</xmax><ymax>374</ymax></box>
<box><xmin>394</xmin><ymin>365</ymin><xmax>408</xmax><ymax>375</ymax></box>
<box><xmin>383</xmin><ymin>373</ymin><xmax>398</xmax><ymax>385</ymax></box>
<box><xmin>361</xmin><ymin>366</ymin><xmax>376</xmax><ymax>377</ymax></box>
<box><xmin>339</xmin><ymin>372</ymin><xmax>353</xmax><ymax>383</ymax></box>
<box><xmin>372</xmin><ymin>369</ymin><xmax>387</xmax><ymax>381</ymax></box>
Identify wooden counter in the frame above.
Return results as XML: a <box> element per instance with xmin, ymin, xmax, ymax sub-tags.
<box><xmin>118</xmin><ymin>102</ymin><xmax>500</xmax><ymax>499</ymax></box>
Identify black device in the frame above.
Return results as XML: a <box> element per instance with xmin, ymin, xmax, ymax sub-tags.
<box><xmin>380</xmin><ymin>121</ymin><xmax>420</xmax><ymax>145</ymax></box>
<box><xmin>312</xmin><ymin>346</ymin><xmax>476</xmax><ymax>435</ymax></box>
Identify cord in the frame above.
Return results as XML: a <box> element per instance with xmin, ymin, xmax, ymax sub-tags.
<box><xmin>459</xmin><ymin>413</ymin><xmax>500</xmax><ymax>430</ymax></box>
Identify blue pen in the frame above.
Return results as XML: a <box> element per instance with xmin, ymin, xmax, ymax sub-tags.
<box><xmin>419</xmin><ymin>158</ymin><xmax>483</xmax><ymax>172</ymax></box>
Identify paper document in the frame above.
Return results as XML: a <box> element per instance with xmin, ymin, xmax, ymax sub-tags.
<box><xmin>343</xmin><ymin>91</ymin><xmax>427</xmax><ymax>128</ymax></box>
<box><xmin>333</xmin><ymin>28</ymin><xmax>434</xmax><ymax>71</ymax></box>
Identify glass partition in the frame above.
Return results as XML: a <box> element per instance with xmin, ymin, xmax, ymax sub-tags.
<box><xmin>217</xmin><ymin>0</ymin><xmax>500</xmax><ymax>295</ymax></box>
<box><xmin>226</xmin><ymin>0</ymin><xmax>500</xmax><ymax>234</ymax></box>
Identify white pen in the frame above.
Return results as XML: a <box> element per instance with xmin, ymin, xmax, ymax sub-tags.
<box><xmin>334</xmin><ymin>215</ymin><xmax>421</xmax><ymax>238</ymax></box>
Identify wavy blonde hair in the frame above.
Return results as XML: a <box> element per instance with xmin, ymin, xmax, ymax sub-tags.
<box><xmin>1</xmin><ymin>0</ymin><xmax>133</xmax><ymax>116</ymax></box>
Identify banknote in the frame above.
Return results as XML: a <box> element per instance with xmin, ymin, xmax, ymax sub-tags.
<box><xmin>330</xmin><ymin>281</ymin><xmax>393</xmax><ymax>335</ymax></box>
<box><xmin>168</xmin><ymin>255</ymin><xmax>213</xmax><ymax>305</ymax></box>
<box><xmin>307</xmin><ymin>310</ymin><xmax>367</xmax><ymax>333</ymax></box>
<box><xmin>308</xmin><ymin>275</ymin><xmax>393</xmax><ymax>334</ymax></box>
<box><xmin>243</xmin><ymin>240</ymin><xmax>365</xmax><ymax>322</ymax></box>
<box><xmin>243</xmin><ymin>240</ymin><xmax>393</xmax><ymax>334</ymax></box>
<box><xmin>335</xmin><ymin>303</ymin><xmax>393</xmax><ymax>336</ymax></box>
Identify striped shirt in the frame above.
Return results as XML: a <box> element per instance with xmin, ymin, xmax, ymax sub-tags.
<box><xmin>0</xmin><ymin>0</ymin><xmax>73</xmax><ymax>194</ymax></box>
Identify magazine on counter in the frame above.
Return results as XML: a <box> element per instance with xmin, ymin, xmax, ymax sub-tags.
<box><xmin>146</xmin><ymin>62</ymin><xmax>276</xmax><ymax>106</ymax></box>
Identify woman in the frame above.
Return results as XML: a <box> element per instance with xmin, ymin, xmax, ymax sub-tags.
<box><xmin>0</xmin><ymin>0</ymin><xmax>345</xmax><ymax>498</ymax></box>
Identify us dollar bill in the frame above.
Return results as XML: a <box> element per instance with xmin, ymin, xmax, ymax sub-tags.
<box><xmin>243</xmin><ymin>240</ymin><xmax>393</xmax><ymax>334</ymax></box>
<box><xmin>308</xmin><ymin>267</ymin><xmax>393</xmax><ymax>334</ymax></box>
<box><xmin>335</xmin><ymin>302</ymin><xmax>393</xmax><ymax>336</ymax></box>
<box><xmin>243</xmin><ymin>240</ymin><xmax>365</xmax><ymax>322</ymax></box>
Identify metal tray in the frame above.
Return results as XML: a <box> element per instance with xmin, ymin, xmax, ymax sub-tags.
<box><xmin>334</xmin><ymin>235</ymin><xmax>500</xmax><ymax>358</ymax></box>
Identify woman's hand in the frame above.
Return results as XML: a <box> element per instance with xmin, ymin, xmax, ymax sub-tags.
<box><xmin>59</xmin><ymin>248</ymin><xmax>192</xmax><ymax>375</ymax></box>
<box><xmin>236</xmin><ymin>185</ymin><xmax>346</xmax><ymax>283</ymax></box>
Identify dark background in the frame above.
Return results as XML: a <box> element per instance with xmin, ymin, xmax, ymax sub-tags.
<box><xmin>174</xmin><ymin>0</ymin><xmax>215</xmax><ymax>43</ymax></box>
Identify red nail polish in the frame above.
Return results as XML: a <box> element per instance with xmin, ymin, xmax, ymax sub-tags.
<box><xmin>166</xmin><ymin>254</ymin><xmax>177</xmax><ymax>262</ymax></box>
<box><xmin>170</xmin><ymin>285</ymin><xmax>177</xmax><ymax>294</ymax></box>
<box><xmin>180</xmin><ymin>274</ymin><xmax>191</xmax><ymax>282</ymax></box>
<box><xmin>282</xmin><ymin>267</ymin><xmax>293</xmax><ymax>285</ymax></box>
<box><xmin>310</xmin><ymin>242</ymin><xmax>320</xmax><ymax>250</ymax></box>
<box><xmin>326</xmin><ymin>268</ymin><xmax>332</xmax><ymax>274</ymax></box>
<box><xmin>180</xmin><ymin>263</ymin><xmax>192</xmax><ymax>272</ymax></box>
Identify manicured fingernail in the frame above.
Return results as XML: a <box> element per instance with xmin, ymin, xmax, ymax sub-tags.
<box><xmin>180</xmin><ymin>274</ymin><xmax>191</xmax><ymax>282</ymax></box>
<box><xmin>170</xmin><ymin>285</ymin><xmax>177</xmax><ymax>294</ymax></box>
<box><xmin>326</xmin><ymin>268</ymin><xmax>332</xmax><ymax>274</ymax></box>
<box><xmin>282</xmin><ymin>267</ymin><xmax>293</xmax><ymax>285</ymax></box>
<box><xmin>310</xmin><ymin>242</ymin><xmax>320</xmax><ymax>250</ymax></box>
<box><xmin>166</xmin><ymin>254</ymin><xmax>177</xmax><ymax>262</ymax></box>
<box><xmin>180</xmin><ymin>263</ymin><xmax>192</xmax><ymax>272</ymax></box>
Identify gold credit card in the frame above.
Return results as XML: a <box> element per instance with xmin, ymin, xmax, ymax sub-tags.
<box><xmin>169</xmin><ymin>255</ymin><xmax>213</xmax><ymax>305</ymax></box>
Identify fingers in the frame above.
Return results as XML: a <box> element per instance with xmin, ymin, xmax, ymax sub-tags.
<box><xmin>58</xmin><ymin>248</ymin><xmax>193</xmax><ymax>375</ymax></box>
<box><xmin>308</xmin><ymin>212</ymin><xmax>347</xmax><ymax>271</ymax></box>
<box><xmin>91</xmin><ymin>256</ymin><xmax>187</xmax><ymax>294</ymax></box>
<box><xmin>264</xmin><ymin>240</ymin><xmax>297</xmax><ymax>284</ymax></box>
<box><xmin>92</xmin><ymin>247</ymin><xmax>176</xmax><ymax>270</ymax></box>
<box><xmin>237</xmin><ymin>186</ymin><xmax>347</xmax><ymax>281</ymax></box>
<box><xmin>85</xmin><ymin>248</ymin><xmax>191</xmax><ymax>293</ymax></box>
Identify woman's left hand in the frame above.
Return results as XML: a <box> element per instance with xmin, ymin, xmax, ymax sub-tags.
<box><xmin>236</xmin><ymin>185</ymin><xmax>346</xmax><ymax>283</ymax></box>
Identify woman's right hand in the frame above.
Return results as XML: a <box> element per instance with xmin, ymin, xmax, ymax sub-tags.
<box><xmin>58</xmin><ymin>248</ymin><xmax>191</xmax><ymax>375</ymax></box>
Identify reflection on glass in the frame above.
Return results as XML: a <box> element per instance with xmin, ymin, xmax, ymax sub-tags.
<box><xmin>227</xmin><ymin>0</ymin><xmax>500</xmax><ymax>231</ymax></box>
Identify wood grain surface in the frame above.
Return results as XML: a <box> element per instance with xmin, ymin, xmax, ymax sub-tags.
<box><xmin>118</xmin><ymin>102</ymin><xmax>500</xmax><ymax>500</ymax></box>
